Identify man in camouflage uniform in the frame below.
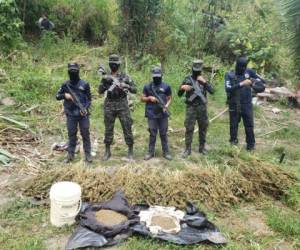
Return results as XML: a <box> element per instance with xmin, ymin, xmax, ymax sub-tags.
<box><xmin>98</xmin><ymin>54</ymin><xmax>137</xmax><ymax>161</ymax></box>
<box><xmin>178</xmin><ymin>60</ymin><xmax>214</xmax><ymax>158</ymax></box>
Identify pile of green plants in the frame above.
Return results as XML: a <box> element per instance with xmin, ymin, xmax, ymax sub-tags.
<box><xmin>23</xmin><ymin>156</ymin><xmax>299</xmax><ymax>211</ymax></box>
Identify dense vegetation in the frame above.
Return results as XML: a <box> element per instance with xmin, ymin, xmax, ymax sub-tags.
<box><xmin>1</xmin><ymin>0</ymin><xmax>299</xmax><ymax>76</ymax></box>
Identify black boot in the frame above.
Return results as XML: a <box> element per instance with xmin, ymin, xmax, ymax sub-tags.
<box><xmin>199</xmin><ymin>144</ymin><xmax>208</xmax><ymax>155</ymax></box>
<box><xmin>181</xmin><ymin>145</ymin><xmax>191</xmax><ymax>158</ymax></box>
<box><xmin>102</xmin><ymin>144</ymin><xmax>111</xmax><ymax>161</ymax></box>
<box><xmin>230</xmin><ymin>139</ymin><xmax>238</xmax><ymax>146</ymax></box>
<box><xmin>85</xmin><ymin>153</ymin><xmax>93</xmax><ymax>163</ymax></box>
<box><xmin>144</xmin><ymin>152</ymin><xmax>154</xmax><ymax>161</ymax></box>
<box><xmin>246</xmin><ymin>145</ymin><xmax>255</xmax><ymax>151</ymax></box>
<box><xmin>64</xmin><ymin>153</ymin><xmax>74</xmax><ymax>163</ymax></box>
<box><xmin>127</xmin><ymin>145</ymin><xmax>134</xmax><ymax>160</ymax></box>
<box><xmin>163</xmin><ymin>151</ymin><xmax>172</xmax><ymax>161</ymax></box>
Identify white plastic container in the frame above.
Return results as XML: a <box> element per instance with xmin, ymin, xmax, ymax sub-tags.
<box><xmin>49</xmin><ymin>181</ymin><xmax>82</xmax><ymax>227</ymax></box>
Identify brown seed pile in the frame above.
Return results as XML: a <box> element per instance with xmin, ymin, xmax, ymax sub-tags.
<box><xmin>95</xmin><ymin>209</ymin><xmax>127</xmax><ymax>226</ymax></box>
<box><xmin>150</xmin><ymin>215</ymin><xmax>178</xmax><ymax>231</ymax></box>
<box><xmin>22</xmin><ymin>157</ymin><xmax>298</xmax><ymax>211</ymax></box>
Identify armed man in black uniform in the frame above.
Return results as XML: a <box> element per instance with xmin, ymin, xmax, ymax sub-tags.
<box><xmin>98</xmin><ymin>54</ymin><xmax>137</xmax><ymax>161</ymax></box>
<box><xmin>225</xmin><ymin>57</ymin><xmax>265</xmax><ymax>150</ymax></box>
<box><xmin>56</xmin><ymin>63</ymin><xmax>92</xmax><ymax>163</ymax></box>
<box><xmin>178</xmin><ymin>60</ymin><xmax>214</xmax><ymax>158</ymax></box>
<box><xmin>141</xmin><ymin>66</ymin><xmax>172</xmax><ymax>161</ymax></box>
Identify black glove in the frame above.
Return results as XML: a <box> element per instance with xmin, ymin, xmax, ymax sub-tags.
<box><xmin>103</xmin><ymin>76</ymin><xmax>113</xmax><ymax>89</ymax></box>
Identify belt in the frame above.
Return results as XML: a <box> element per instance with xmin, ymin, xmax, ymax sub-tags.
<box><xmin>106</xmin><ymin>96</ymin><xmax>127</xmax><ymax>102</ymax></box>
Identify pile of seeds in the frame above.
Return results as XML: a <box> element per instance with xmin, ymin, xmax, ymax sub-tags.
<box><xmin>150</xmin><ymin>215</ymin><xmax>178</xmax><ymax>231</ymax></box>
<box><xmin>95</xmin><ymin>209</ymin><xmax>127</xmax><ymax>226</ymax></box>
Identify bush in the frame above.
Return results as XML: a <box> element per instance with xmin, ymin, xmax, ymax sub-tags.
<box><xmin>73</xmin><ymin>1</ymin><xmax>109</xmax><ymax>44</ymax></box>
<box><xmin>215</xmin><ymin>19</ymin><xmax>277</xmax><ymax>72</ymax></box>
<box><xmin>15</xmin><ymin>0</ymin><xmax>50</xmax><ymax>34</ymax></box>
<box><xmin>0</xmin><ymin>0</ymin><xmax>24</xmax><ymax>53</ymax></box>
<box><xmin>213</xmin><ymin>1</ymin><xmax>285</xmax><ymax>74</ymax></box>
<box><xmin>16</xmin><ymin>0</ymin><xmax>111</xmax><ymax>45</ymax></box>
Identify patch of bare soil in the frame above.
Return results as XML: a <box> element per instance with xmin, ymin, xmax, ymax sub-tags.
<box><xmin>0</xmin><ymin>169</ymin><xmax>16</xmax><ymax>206</ymax></box>
<box><xmin>265</xmin><ymin>240</ymin><xmax>295</xmax><ymax>250</ymax></box>
<box><xmin>242</xmin><ymin>206</ymin><xmax>273</xmax><ymax>237</ymax></box>
<box><xmin>45</xmin><ymin>235</ymin><xmax>69</xmax><ymax>250</ymax></box>
<box><xmin>218</xmin><ymin>205</ymin><xmax>273</xmax><ymax>240</ymax></box>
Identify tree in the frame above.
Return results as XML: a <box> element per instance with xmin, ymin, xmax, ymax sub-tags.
<box><xmin>118</xmin><ymin>0</ymin><xmax>161</xmax><ymax>55</ymax></box>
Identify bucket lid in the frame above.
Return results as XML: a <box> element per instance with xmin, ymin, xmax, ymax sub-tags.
<box><xmin>50</xmin><ymin>181</ymin><xmax>81</xmax><ymax>201</ymax></box>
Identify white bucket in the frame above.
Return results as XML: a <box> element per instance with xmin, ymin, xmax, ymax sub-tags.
<box><xmin>50</xmin><ymin>181</ymin><xmax>82</xmax><ymax>227</ymax></box>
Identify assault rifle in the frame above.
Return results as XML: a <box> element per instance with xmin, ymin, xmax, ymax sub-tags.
<box><xmin>246</xmin><ymin>76</ymin><xmax>266</xmax><ymax>93</ymax></box>
<box><xmin>151</xmin><ymin>84</ymin><xmax>170</xmax><ymax>116</ymax></box>
<box><xmin>66</xmin><ymin>82</ymin><xmax>88</xmax><ymax>116</ymax></box>
<box><xmin>98</xmin><ymin>64</ymin><xmax>130</xmax><ymax>93</ymax></box>
<box><xmin>188</xmin><ymin>76</ymin><xmax>207</xmax><ymax>104</ymax></box>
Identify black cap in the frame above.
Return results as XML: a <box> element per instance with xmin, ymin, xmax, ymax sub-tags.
<box><xmin>152</xmin><ymin>66</ymin><xmax>162</xmax><ymax>77</ymax></box>
<box><xmin>68</xmin><ymin>63</ymin><xmax>79</xmax><ymax>71</ymax></box>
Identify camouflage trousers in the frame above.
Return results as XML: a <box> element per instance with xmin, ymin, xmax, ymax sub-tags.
<box><xmin>184</xmin><ymin>104</ymin><xmax>209</xmax><ymax>147</ymax></box>
<box><xmin>104</xmin><ymin>98</ymin><xmax>134</xmax><ymax>146</ymax></box>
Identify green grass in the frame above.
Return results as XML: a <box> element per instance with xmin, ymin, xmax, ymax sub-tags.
<box><xmin>0</xmin><ymin>199</ymin><xmax>71</xmax><ymax>250</ymax></box>
<box><xmin>265</xmin><ymin>207</ymin><xmax>300</xmax><ymax>240</ymax></box>
<box><xmin>1</xmin><ymin>36</ymin><xmax>300</xmax><ymax>250</ymax></box>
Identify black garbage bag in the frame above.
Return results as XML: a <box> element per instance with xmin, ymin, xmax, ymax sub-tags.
<box><xmin>131</xmin><ymin>202</ymin><xmax>227</xmax><ymax>245</ymax></box>
<box><xmin>66</xmin><ymin>227</ymin><xmax>107</xmax><ymax>249</ymax></box>
<box><xmin>66</xmin><ymin>191</ymin><xmax>139</xmax><ymax>249</ymax></box>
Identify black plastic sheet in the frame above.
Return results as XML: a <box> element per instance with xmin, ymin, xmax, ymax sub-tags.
<box><xmin>66</xmin><ymin>193</ymin><xmax>227</xmax><ymax>249</ymax></box>
<box><xmin>66</xmin><ymin>191</ymin><xmax>138</xmax><ymax>249</ymax></box>
<box><xmin>131</xmin><ymin>202</ymin><xmax>227</xmax><ymax>245</ymax></box>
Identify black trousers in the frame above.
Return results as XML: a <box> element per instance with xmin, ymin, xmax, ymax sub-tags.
<box><xmin>147</xmin><ymin>117</ymin><xmax>169</xmax><ymax>154</ymax></box>
<box><xmin>67</xmin><ymin>115</ymin><xmax>91</xmax><ymax>155</ymax></box>
<box><xmin>229</xmin><ymin>103</ymin><xmax>255</xmax><ymax>147</ymax></box>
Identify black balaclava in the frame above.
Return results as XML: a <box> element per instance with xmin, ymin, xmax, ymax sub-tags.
<box><xmin>109</xmin><ymin>63</ymin><xmax>119</xmax><ymax>73</ymax></box>
<box><xmin>153</xmin><ymin>77</ymin><xmax>162</xmax><ymax>85</ymax></box>
<box><xmin>192</xmin><ymin>70</ymin><xmax>201</xmax><ymax>80</ymax></box>
<box><xmin>235</xmin><ymin>57</ymin><xmax>248</xmax><ymax>75</ymax></box>
<box><xmin>68</xmin><ymin>70</ymin><xmax>80</xmax><ymax>84</ymax></box>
